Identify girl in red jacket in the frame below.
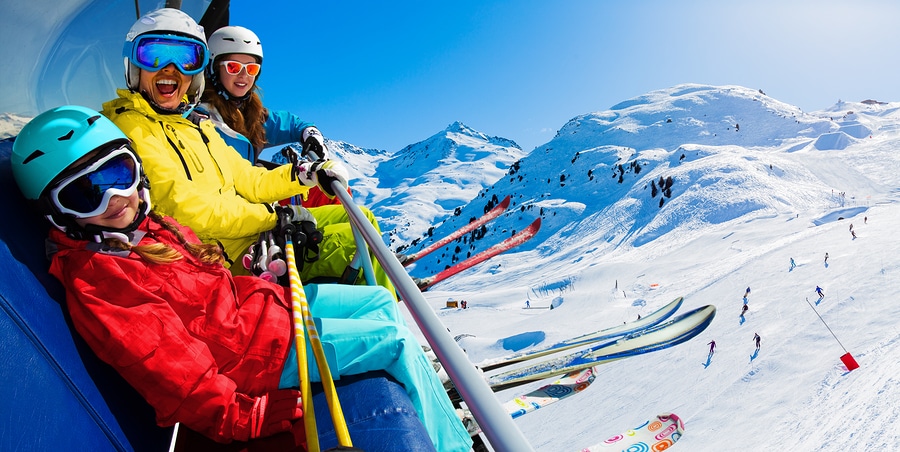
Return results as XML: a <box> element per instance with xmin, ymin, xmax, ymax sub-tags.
<box><xmin>11</xmin><ymin>105</ymin><xmax>471</xmax><ymax>451</ymax></box>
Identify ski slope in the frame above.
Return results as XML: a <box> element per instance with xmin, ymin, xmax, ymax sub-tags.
<box><xmin>425</xmin><ymin>195</ymin><xmax>897</xmax><ymax>451</ymax></box>
<box><xmin>390</xmin><ymin>87</ymin><xmax>900</xmax><ymax>451</ymax></box>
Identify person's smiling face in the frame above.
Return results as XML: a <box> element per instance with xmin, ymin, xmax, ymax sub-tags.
<box><xmin>75</xmin><ymin>191</ymin><xmax>141</xmax><ymax>230</ymax></box>
<box><xmin>218</xmin><ymin>53</ymin><xmax>258</xmax><ymax>98</ymax></box>
<box><xmin>138</xmin><ymin>63</ymin><xmax>191</xmax><ymax>110</ymax></box>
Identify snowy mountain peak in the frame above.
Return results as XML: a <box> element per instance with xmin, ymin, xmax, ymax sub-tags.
<box><xmin>391</xmin><ymin>121</ymin><xmax>521</xmax><ymax>163</ymax></box>
<box><xmin>402</xmin><ymin>85</ymin><xmax>900</xmax><ymax>451</ymax></box>
<box><xmin>359</xmin><ymin>122</ymin><xmax>526</xmax><ymax>248</ymax></box>
<box><xmin>395</xmin><ymin>84</ymin><xmax>898</xmax><ymax>281</ymax></box>
<box><xmin>0</xmin><ymin>113</ymin><xmax>31</xmax><ymax>140</ymax></box>
<box><xmin>446</xmin><ymin>120</ymin><xmax>478</xmax><ymax>135</ymax></box>
<box><xmin>446</xmin><ymin>120</ymin><xmax>521</xmax><ymax>150</ymax></box>
<box><xmin>547</xmin><ymin>84</ymin><xmax>835</xmax><ymax>154</ymax></box>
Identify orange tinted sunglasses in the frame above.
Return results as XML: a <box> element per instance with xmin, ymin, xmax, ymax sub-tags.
<box><xmin>220</xmin><ymin>60</ymin><xmax>261</xmax><ymax>76</ymax></box>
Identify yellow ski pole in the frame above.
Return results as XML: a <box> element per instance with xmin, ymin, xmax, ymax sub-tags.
<box><xmin>284</xmin><ymin>234</ymin><xmax>318</xmax><ymax>451</ymax></box>
<box><xmin>284</xmin><ymin>233</ymin><xmax>353</xmax><ymax>449</ymax></box>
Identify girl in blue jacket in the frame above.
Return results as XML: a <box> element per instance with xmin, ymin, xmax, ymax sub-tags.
<box><xmin>199</xmin><ymin>25</ymin><xmax>341</xmax><ymax>208</ymax></box>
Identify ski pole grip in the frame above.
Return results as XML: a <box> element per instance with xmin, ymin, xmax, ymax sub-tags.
<box><xmin>275</xmin><ymin>206</ymin><xmax>297</xmax><ymax>236</ymax></box>
<box><xmin>242</xmin><ymin>245</ymin><xmax>255</xmax><ymax>270</ymax></box>
<box><xmin>255</xmin><ymin>239</ymin><xmax>270</xmax><ymax>276</ymax></box>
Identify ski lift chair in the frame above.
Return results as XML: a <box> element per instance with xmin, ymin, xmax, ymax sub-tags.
<box><xmin>0</xmin><ymin>139</ymin><xmax>433</xmax><ymax>452</ymax></box>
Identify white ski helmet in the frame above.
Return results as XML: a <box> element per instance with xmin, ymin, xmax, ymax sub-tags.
<box><xmin>206</xmin><ymin>26</ymin><xmax>264</xmax><ymax>97</ymax></box>
<box><xmin>208</xmin><ymin>26</ymin><xmax>264</xmax><ymax>64</ymax></box>
<box><xmin>122</xmin><ymin>8</ymin><xmax>209</xmax><ymax>102</ymax></box>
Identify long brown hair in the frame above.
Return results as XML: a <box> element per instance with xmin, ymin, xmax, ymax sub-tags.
<box><xmin>201</xmin><ymin>68</ymin><xmax>268</xmax><ymax>159</ymax></box>
<box><xmin>103</xmin><ymin>211</ymin><xmax>224</xmax><ymax>265</ymax></box>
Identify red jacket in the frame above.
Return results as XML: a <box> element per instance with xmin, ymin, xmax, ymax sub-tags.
<box><xmin>48</xmin><ymin>216</ymin><xmax>293</xmax><ymax>443</ymax></box>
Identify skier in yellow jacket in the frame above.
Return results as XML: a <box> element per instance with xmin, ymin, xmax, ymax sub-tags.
<box><xmin>102</xmin><ymin>8</ymin><xmax>394</xmax><ymax>295</ymax></box>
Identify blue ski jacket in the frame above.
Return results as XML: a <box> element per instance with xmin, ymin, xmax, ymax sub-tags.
<box><xmin>197</xmin><ymin>103</ymin><xmax>314</xmax><ymax>163</ymax></box>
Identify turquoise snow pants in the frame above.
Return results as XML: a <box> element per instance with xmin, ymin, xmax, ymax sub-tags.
<box><xmin>279</xmin><ymin>284</ymin><xmax>472</xmax><ymax>452</ymax></box>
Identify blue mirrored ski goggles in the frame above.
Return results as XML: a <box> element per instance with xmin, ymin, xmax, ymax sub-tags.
<box><xmin>50</xmin><ymin>145</ymin><xmax>141</xmax><ymax>218</ymax></box>
<box><xmin>123</xmin><ymin>34</ymin><xmax>208</xmax><ymax>75</ymax></box>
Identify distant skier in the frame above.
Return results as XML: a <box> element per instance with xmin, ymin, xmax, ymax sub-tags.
<box><xmin>741</xmin><ymin>304</ymin><xmax>749</xmax><ymax>317</ymax></box>
<box><xmin>525</xmin><ymin>300</ymin><xmax>530</xmax><ymax>308</ymax></box>
<box><xmin>815</xmin><ymin>286</ymin><xmax>825</xmax><ymax>298</ymax></box>
<box><xmin>744</xmin><ymin>287</ymin><xmax>751</xmax><ymax>298</ymax></box>
<box><xmin>753</xmin><ymin>333</ymin><xmax>761</xmax><ymax>350</ymax></box>
<box><xmin>790</xmin><ymin>258</ymin><xmax>796</xmax><ymax>270</ymax></box>
<box><xmin>851</xmin><ymin>229</ymin><xmax>857</xmax><ymax>239</ymax></box>
<box><xmin>824</xmin><ymin>252</ymin><xmax>829</xmax><ymax>264</ymax></box>
<box><xmin>707</xmin><ymin>340</ymin><xmax>716</xmax><ymax>356</ymax></box>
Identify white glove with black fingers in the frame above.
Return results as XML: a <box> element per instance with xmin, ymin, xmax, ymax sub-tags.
<box><xmin>281</xmin><ymin>145</ymin><xmax>316</xmax><ymax>187</ymax></box>
<box><xmin>291</xmin><ymin>160</ymin><xmax>318</xmax><ymax>187</ymax></box>
<box><xmin>300</xmin><ymin>126</ymin><xmax>328</xmax><ymax>160</ymax></box>
<box><xmin>310</xmin><ymin>159</ymin><xmax>349</xmax><ymax>197</ymax></box>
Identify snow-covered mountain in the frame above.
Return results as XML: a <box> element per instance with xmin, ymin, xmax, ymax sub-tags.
<box><xmin>384</xmin><ymin>85</ymin><xmax>890</xmax><ymax>278</ymax></box>
<box><xmin>325</xmin><ymin>121</ymin><xmax>526</xmax><ymax>249</ymax></box>
<box><xmin>291</xmin><ymin>84</ymin><xmax>899</xmax><ymax>451</ymax></box>
<box><xmin>384</xmin><ymin>84</ymin><xmax>900</xmax><ymax>451</ymax></box>
<box><xmin>0</xmin><ymin>113</ymin><xmax>31</xmax><ymax>141</ymax></box>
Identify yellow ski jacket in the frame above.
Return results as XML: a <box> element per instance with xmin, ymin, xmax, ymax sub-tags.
<box><xmin>102</xmin><ymin>90</ymin><xmax>305</xmax><ymax>266</ymax></box>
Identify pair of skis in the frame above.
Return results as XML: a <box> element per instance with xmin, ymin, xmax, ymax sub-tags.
<box><xmin>451</xmin><ymin>297</ymin><xmax>714</xmax><ymax>413</ymax></box>
<box><xmin>450</xmin><ymin>297</ymin><xmax>716</xmax><ymax>404</ymax></box>
<box><xmin>479</xmin><ymin>296</ymin><xmax>685</xmax><ymax>372</ymax></box>
<box><xmin>400</xmin><ymin>195</ymin><xmax>542</xmax><ymax>290</ymax></box>
<box><xmin>487</xmin><ymin>304</ymin><xmax>715</xmax><ymax>392</ymax></box>
<box><xmin>469</xmin><ymin>297</ymin><xmax>686</xmax><ymax>420</ymax></box>
<box><xmin>581</xmin><ymin>413</ymin><xmax>684</xmax><ymax>451</ymax></box>
<box><xmin>460</xmin><ymin>297</ymin><xmax>705</xmax><ymax>449</ymax></box>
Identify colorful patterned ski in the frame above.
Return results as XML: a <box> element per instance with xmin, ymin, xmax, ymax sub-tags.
<box><xmin>580</xmin><ymin>413</ymin><xmax>685</xmax><ymax>451</ymax></box>
<box><xmin>504</xmin><ymin>366</ymin><xmax>597</xmax><ymax>419</ymax></box>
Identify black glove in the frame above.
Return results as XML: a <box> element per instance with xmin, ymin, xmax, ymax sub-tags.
<box><xmin>273</xmin><ymin>205</ymin><xmax>323</xmax><ymax>264</ymax></box>
<box><xmin>300</xmin><ymin>126</ymin><xmax>327</xmax><ymax>160</ymax></box>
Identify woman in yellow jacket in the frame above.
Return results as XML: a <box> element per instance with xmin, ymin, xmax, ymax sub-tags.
<box><xmin>103</xmin><ymin>8</ymin><xmax>394</xmax><ymax>295</ymax></box>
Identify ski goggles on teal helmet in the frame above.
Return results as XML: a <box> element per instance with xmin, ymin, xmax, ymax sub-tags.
<box><xmin>123</xmin><ymin>34</ymin><xmax>208</xmax><ymax>75</ymax></box>
<box><xmin>49</xmin><ymin>144</ymin><xmax>142</xmax><ymax>218</ymax></box>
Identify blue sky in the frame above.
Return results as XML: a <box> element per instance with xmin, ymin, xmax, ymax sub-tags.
<box><xmin>231</xmin><ymin>0</ymin><xmax>900</xmax><ymax>153</ymax></box>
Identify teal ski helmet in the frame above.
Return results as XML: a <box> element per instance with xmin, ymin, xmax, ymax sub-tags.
<box><xmin>12</xmin><ymin>105</ymin><xmax>151</xmax><ymax>241</ymax></box>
